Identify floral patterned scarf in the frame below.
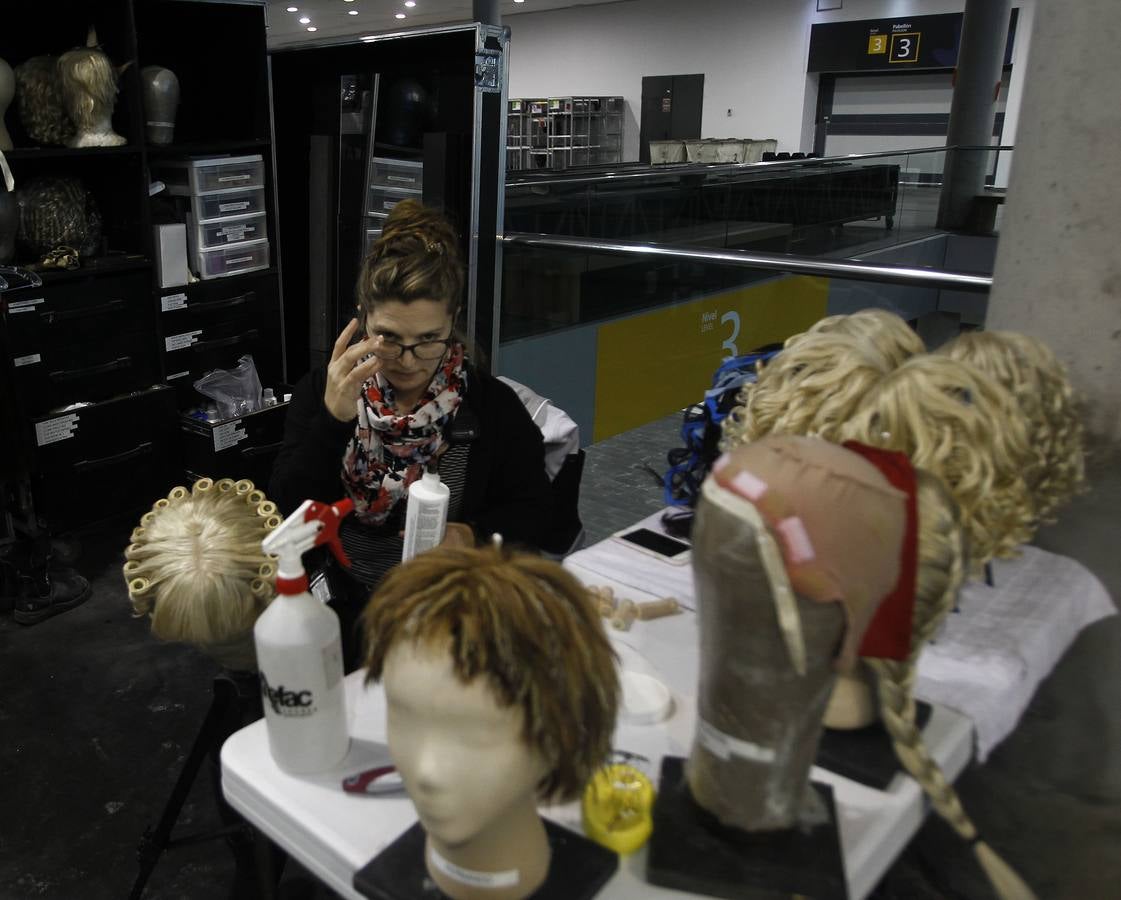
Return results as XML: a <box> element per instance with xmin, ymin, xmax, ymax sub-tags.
<box><xmin>341</xmin><ymin>343</ymin><xmax>466</xmax><ymax>525</ymax></box>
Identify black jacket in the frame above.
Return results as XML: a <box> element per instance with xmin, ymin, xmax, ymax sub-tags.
<box><xmin>269</xmin><ymin>363</ymin><xmax>552</xmax><ymax>550</ymax></box>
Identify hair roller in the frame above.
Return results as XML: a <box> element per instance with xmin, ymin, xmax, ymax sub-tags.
<box><xmin>258</xmin><ymin>560</ymin><xmax>277</xmax><ymax>579</ymax></box>
<box><xmin>256</xmin><ymin>500</ymin><xmax>277</xmax><ymax>518</ymax></box>
<box><xmin>167</xmin><ymin>486</ymin><xmax>189</xmax><ymax>503</ymax></box>
<box><xmin>192</xmin><ymin>477</ymin><xmax>214</xmax><ymax>494</ymax></box>
<box><xmin>234</xmin><ymin>479</ymin><xmax>254</xmax><ymax>495</ymax></box>
<box><xmin>247</xmin><ymin>490</ymin><xmax>266</xmax><ymax>507</ymax></box>
<box><xmin>215</xmin><ymin>478</ymin><xmax>236</xmax><ymax>493</ymax></box>
<box><xmin>250</xmin><ymin>578</ymin><xmax>273</xmax><ymax>599</ymax></box>
<box><xmin>153</xmin><ymin>497</ymin><xmax>170</xmax><ymax>511</ymax></box>
<box><xmin>123</xmin><ymin>559</ymin><xmax>143</xmax><ymax>576</ymax></box>
<box><xmin>128</xmin><ymin>576</ymin><xmax>151</xmax><ymax>597</ymax></box>
<box><xmin>264</xmin><ymin>514</ymin><xmax>283</xmax><ymax>530</ymax></box>
<box><xmin>130</xmin><ymin>527</ymin><xmax>146</xmax><ymax>543</ymax></box>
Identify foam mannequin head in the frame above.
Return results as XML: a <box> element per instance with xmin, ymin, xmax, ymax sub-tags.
<box><xmin>124</xmin><ymin>478</ymin><xmax>280</xmax><ymax>671</ymax></box>
<box><xmin>687</xmin><ymin>436</ymin><xmax>905</xmax><ymax>832</ymax></box>
<box><xmin>363</xmin><ymin>546</ymin><xmax>618</xmax><ymax>900</ymax></box>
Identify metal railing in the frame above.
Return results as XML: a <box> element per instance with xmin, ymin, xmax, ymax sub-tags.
<box><xmin>501</xmin><ymin>233</ymin><xmax>992</xmax><ymax>293</ymax></box>
<box><xmin>505</xmin><ymin>145</ymin><xmax>1014</xmax><ymax>191</ymax></box>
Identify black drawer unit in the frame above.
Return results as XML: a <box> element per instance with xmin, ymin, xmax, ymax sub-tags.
<box><xmin>180</xmin><ymin>396</ymin><xmax>291</xmax><ymax>490</ymax></box>
<box><xmin>4</xmin><ymin>270</ymin><xmax>151</xmax><ymax>356</ymax></box>
<box><xmin>11</xmin><ymin>328</ymin><xmax>161</xmax><ymax>418</ymax></box>
<box><xmin>159</xmin><ymin>272</ymin><xmax>283</xmax><ymax>410</ymax></box>
<box><xmin>31</xmin><ymin>385</ymin><xmax>180</xmax><ymax>530</ymax></box>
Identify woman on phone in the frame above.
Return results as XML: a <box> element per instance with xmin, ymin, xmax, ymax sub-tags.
<box><xmin>270</xmin><ymin>200</ymin><xmax>550</xmax><ymax>664</ymax></box>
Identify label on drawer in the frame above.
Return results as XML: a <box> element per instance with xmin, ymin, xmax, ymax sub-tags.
<box><xmin>218</xmin><ymin>174</ymin><xmax>252</xmax><ymax>183</ymax></box>
<box><xmin>213</xmin><ymin>420</ymin><xmax>248</xmax><ymax>452</ymax></box>
<box><xmin>218</xmin><ymin>224</ymin><xmax>251</xmax><ymax>241</ymax></box>
<box><xmin>8</xmin><ymin>297</ymin><xmax>44</xmax><ymax>312</ymax></box>
<box><xmin>219</xmin><ymin>201</ymin><xmax>251</xmax><ymax>213</ymax></box>
<box><xmin>167</xmin><ymin>370</ymin><xmax>190</xmax><ymax>381</ymax></box>
<box><xmin>161</xmin><ymin>292</ymin><xmax>188</xmax><ymax>312</ymax></box>
<box><xmin>387</xmin><ymin>174</ymin><xmax>417</xmax><ymax>183</ymax></box>
<box><xmin>14</xmin><ymin>353</ymin><xmax>41</xmax><ymax>367</ymax></box>
<box><xmin>227</xmin><ymin>255</ymin><xmax>254</xmax><ymax>265</ymax></box>
<box><xmin>35</xmin><ymin>414</ymin><xmax>80</xmax><ymax>447</ymax></box>
<box><xmin>165</xmin><ymin>330</ymin><xmax>203</xmax><ymax>352</ymax></box>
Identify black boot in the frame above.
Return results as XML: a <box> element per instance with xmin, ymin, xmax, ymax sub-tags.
<box><xmin>13</xmin><ymin>564</ymin><xmax>91</xmax><ymax>625</ymax></box>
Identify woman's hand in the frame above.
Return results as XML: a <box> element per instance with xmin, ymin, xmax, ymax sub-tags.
<box><xmin>324</xmin><ymin>318</ymin><xmax>383</xmax><ymax>423</ymax></box>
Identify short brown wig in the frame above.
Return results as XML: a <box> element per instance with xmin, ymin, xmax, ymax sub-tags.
<box><xmin>363</xmin><ymin>545</ymin><xmax>619</xmax><ymax>802</ymax></box>
<box><xmin>356</xmin><ymin>199</ymin><xmax>465</xmax><ymax>316</ymax></box>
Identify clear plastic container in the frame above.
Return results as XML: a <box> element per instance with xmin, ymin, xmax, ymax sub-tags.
<box><xmin>160</xmin><ymin>155</ymin><xmax>266</xmax><ymax>195</ymax></box>
<box><xmin>193</xmin><ymin>187</ymin><xmax>267</xmax><ymax>222</ymax></box>
<box><xmin>370</xmin><ymin>157</ymin><xmax>422</xmax><ymax>190</ymax></box>
<box><xmin>192</xmin><ymin>212</ymin><xmax>268</xmax><ymax>251</ymax></box>
<box><xmin>196</xmin><ymin>239</ymin><xmax>271</xmax><ymax>280</ymax></box>
<box><xmin>366</xmin><ymin>184</ymin><xmax>421</xmax><ymax>216</ymax></box>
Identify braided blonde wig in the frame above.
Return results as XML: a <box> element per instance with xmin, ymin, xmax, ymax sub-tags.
<box><xmin>124</xmin><ymin>478</ymin><xmax>281</xmax><ymax>667</ymax></box>
<box><xmin>941</xmin><ymin>331</ymin><xmax>1085</xmax><ymax>522</ymax></box>
<box><xmin>866</xmin><ymin>472</ymin><xmax>1036</xmax><ymax>900</ymax></box>
<box><xmin>721</xmin><ymin>333</ymin><xmax>890</xmax><ymax>450</ymax></box>
<box><xmin>804</xmin><ymin>309</ymin><xmax>925</xmax><ymax>368</ymax></box>
<box><xmin>839</xmin><ymin>354</ymin><xmax>1034</xmax><ymax>565</ymax></box>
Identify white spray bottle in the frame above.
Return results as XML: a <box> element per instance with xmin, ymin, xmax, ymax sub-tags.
<box><xmin>401</xmin><ymin>463</ymin><xmax>450</xmax><ymax>562</ymax></box>
<box><xmin>256</xmin><ymin>497</ymin><xmax>354</xmax><ymax>774</ymax></box>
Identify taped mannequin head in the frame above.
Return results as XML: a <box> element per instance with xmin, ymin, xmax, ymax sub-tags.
<box><xmin>56</xmin><ymin>29</ymin><xmax>128</xmax><ymax>148</ymax></box>
<box><xmin>721</xmin><ymin>332</ymin><xmax>889</xmax><ymax>450</ymax></box>
<box><xmin>803</xmin><ymin>309</ymin><xmax>925</xmax><ymax>368</ymax></box>
<box><xmin>939</xmin><ymin>330</ymin><xmax>1085</xmax><ymax>523</ymax></box>
<box><xmin>124</xmin><ymin>478</ymin><xmax>281</xmax><ymax>671</ymax></box>
<box><xmin>363</xmin><ymin>545</ymin><xmax>618</xmax><ymax>900</ymax></box>
<box><xmin>840</xmin><ymin>353</ymin><xmax>1035</xmax><ymax>566</ymax></box>
<box><xmin>687</xmin><ymin>436</ymin><xmax>906</xmax><ymax>832</ymax></box>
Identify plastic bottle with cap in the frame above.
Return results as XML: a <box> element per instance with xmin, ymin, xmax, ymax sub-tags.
<box><xmin>256</xmin><ymin>497</ymin><xmax>354</xmax><ymax>773</ymax></box>
<box><xmin>401</xmin><ymin>464</ymin><xmax>450</xmax><ymax>562</ymax></box>
<box><xmin>262</xmin><ymin>387</ymin><xmax>278</xmax><ymax>408</ymax></box>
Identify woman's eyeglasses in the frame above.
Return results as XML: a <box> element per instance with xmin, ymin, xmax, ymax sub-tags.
<box><xmin>369</xmin><ymin>336</ymin><xmax>453</xmax><ymax>361</ymax></box>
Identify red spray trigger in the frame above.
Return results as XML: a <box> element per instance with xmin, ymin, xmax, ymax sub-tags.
<box><xmin>305</xmin><ymin>498</ymin><xmax>355</xmax><ymax>570</ymax></box>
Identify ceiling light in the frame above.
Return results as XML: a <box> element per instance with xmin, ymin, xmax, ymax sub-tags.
<box><xmin>396</xmin><ymin>12</ymin><xmax>406</xmax><ymax>18</ymax></box>
<box><xmin>299</xmin><ymin>16</ymin><xmax>310</xmax><ymax>24</ymax></box>
<box><xmin>286</xmin><ymin>6</ymin><xmax>298</xmax><ymax>12</ymax></box>
<box><xmin>514</xmin><ymin>0</ymin><xmax>525</xmax><ymax>4</ymax></box>
<box><xmin>348</xmin><ymin>9</ymin><xmax>358</xmax><ymax>14</ymax></box>
<box><xmin>307</xmin><ymin>26</ymin><xmax>318</xmax><ymax>32</ymax></box>
<box><xmin>405</xmin><ymin>1</ymin><xmax>416</xmax><ymax>6</ymax></box>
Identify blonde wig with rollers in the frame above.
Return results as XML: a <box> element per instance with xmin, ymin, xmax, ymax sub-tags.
<box><xmin>865</xmin><ymin>471</ymin><xmax>1036</xmax><ymax>900</ymax></box>
<box><xmin>939</xmin><ymin>330</ymin><xmax>1086</xmax><ymax>522</ymax></box>
<box><xmin>124</xmin><ymin>478</ymin><xmax>280</xmax><ymax>670</ymax></box>
<box><xmin>839</xmin><ymin>354</ymin><xmax>1035</xmax><ymax>566</ymax></box>
<box><xmin>803</xmin><ymin>308</ymin><xmax>926</xmax><ymax>368</ymax></box>
<box><xmin>721</xmin><ymin>332</ymin><xmax>890</xmax><ymax>450</ymax></box>
<box><xmin>363</xmin><ymin>544</ymin><xmax>619</xmax><ymax>803</ymax></box>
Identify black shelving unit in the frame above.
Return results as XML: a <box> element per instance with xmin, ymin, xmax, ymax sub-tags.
<box><xmin>1</xmin><ymin>0</ymin><xmax>288</xmax><ymax>534</ymax></box>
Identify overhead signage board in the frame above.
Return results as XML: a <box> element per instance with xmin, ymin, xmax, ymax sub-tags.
<box><xmin>808</xmin><ymin>10</ymin><xmax>1018</xmax><ymax>73</ymax></box>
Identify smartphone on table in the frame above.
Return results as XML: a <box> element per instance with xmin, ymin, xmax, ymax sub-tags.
<box><xmin>611</xmin><ymin>526</ymin><xmax>691</xmax><ymax>565</ymax></box>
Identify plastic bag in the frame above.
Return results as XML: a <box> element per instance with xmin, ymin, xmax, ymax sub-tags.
<box><xmin>193</xmin><ymin>354</ymin><xmax>263</xmax><ymax>419</ymax></box>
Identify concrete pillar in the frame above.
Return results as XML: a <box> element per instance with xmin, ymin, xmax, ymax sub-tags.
<box><xmin>986</xmin><ymin>0</ymin><xmax>1121</xmax><ymax>445</ymax></box>
<box><xmin>937</xmin><ymin>0</ymin><xmax>1011</xmax><ymax>230</ymax></box>
<box><xmin>473</xmin><ymin>0</ymin><xmax>501</xmax><ymax>26</ymax></box>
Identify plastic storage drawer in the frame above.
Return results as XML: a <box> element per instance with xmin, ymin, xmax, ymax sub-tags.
<box><xmin>161</xmin><ymin>155</ymin><xmax>266</xmax><ymax>196</ymax></box>
<box><xmin>31</xmin><ymin>385</ymin><xmax>179</xmax><ymax>530</ymax></box>
<box><xmin>191</xmin><ymin>213</ymin><xmax>268</xmax><ymax>252</ymax></box>
<box><xmin>370</xmin><ymin>157</ymin><xmax>422</xmax><ymax>190</ymax></box>
<box><xmin>179</xmin><ymin>393</ymin><xmax>291</xmax><ymax>488</ymax></box>
<box><xmin>193</xmin><ymin>187</ymin><xmax>267</xmax><ymax>222</ymax></box>
<box><xmin>195</xmin><ymin>239</ymin><xmax>270</xmax><ymax>280</ymax></box>
<box><xmin>367</xmin><ymin>184</ymin><xmax>420</xmax><ymax>216</ymax></box>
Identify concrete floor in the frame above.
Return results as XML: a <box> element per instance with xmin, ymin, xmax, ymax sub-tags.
<box><xmin>0</xmin><ymin>415</ymin><xmax>1117</xmax><ymax>899</ymax></box>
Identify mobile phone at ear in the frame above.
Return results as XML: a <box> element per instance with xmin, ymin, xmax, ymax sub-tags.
<box><xmin>612</xmin><ymin>527</ymin><xmax>691</xmax><ymax>565</ymax></box>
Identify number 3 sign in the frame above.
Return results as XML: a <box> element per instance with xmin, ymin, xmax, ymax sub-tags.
<box><xmin>889</xmin><ymin>32</ymin><xmax>920</xmax><ymax>63</ymax></box>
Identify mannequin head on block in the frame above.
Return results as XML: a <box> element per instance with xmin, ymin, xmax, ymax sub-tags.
<box><xmin>124</xmin><ymin>478</ymin><xmax>281</xmax><ymax>672</ymax></box>
<box><xmin>363</xmin><ymin>545</ymin><xmax>619</xmax><ymax>900</ymax></box>
<box><xmin>56</xmin><ymin>29</ymin><xmax>128</xmax><ymax>148</ymax></box>
<box><xmin>687</xmin><ymin>435</ymin><xmax>907</xmax><ymax>833</ymax></box>
<box><xmin>721</xmin><ymin>332</ymin><xmax>889</xmax><ymax>450</ymax></box>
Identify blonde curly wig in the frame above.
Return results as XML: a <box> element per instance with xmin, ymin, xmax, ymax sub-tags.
<box><xmin>802</xmin><ymin>309</ymin><xmax>925</xmax><ymax>368</ymax></box>
<box><xmin>124</xmin><ymin>478</ymin><xmax>281</xmax><ymax>670</ymax></box>
<box><xmin>839</xmin><ymin>354</ymin><xmax>1035</xmax><ymax>566</ymax></box>
<box><xmin>940</xmin><ymin>330</ymin><xmax>1086</xmax><ymax>522</ymax></box>
<box><xmin>721</xmin><ymin>332</ymin><xmax>890</xmax><ymax>450</ymax></box>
